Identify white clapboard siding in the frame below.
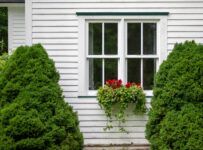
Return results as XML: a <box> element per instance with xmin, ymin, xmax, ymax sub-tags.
<box><xmin>33</xmin><ymin>39</ymin><xmax>78</xmax><ymax>44</ymax></box>
<box><xmin>83</xmin><ymin>133</ymin><xmax>145</xmax><ymax>139</ymax></box>
<box><xmin>33</xmin><ymin>21</ymin><xmax>78</xmax><ymax>27</ymax></box>
<box><xmin>52</xmin><ymin>58</ymin><xmax>78</xmax><ymax>64</ymax></box>
<box><xmin>168</xmin><ymin>26</ymin><xmax>203</xmax><ymax>32</ymax></box>
<box><xmin>55</xmin><ymin>62</ymin><xmax>78</xmax><ymax>68</ymax></box>
<box><xmin>168</xmin><ymin>38</ymin><xmax>203</xmax><ymax>44</ymax></box>
<box><xmin>168</xmin><ymin>32</ymin><xmax>203</xmax><ymax>38</ymax></box>
<box><xmin>60</xmin><ymin>74</ymin><xmax>78</xmax><ymax>80</ymax></box>
<box><xmin>80</xmin><ymin>121</ymin><xmax>147</xmax><ymax>127</ymax></box>
<box><xmin>84</xmin><ymin>139</ymin><xmax>148</xmax><ymax>145</ymax></box>
<box><xmin>33</xmin><ymin>33</ymin><xmax>78</xmax><ymax>39</ymax></box>
<box><xmin>47</xmin><ymin>50</ymin><xmax>78</xmax><ymax>56</ymax></box>
<box><xmin>168</xmin><ymin>20</ymin><xmax>203</xmax><ymax>26</ymax></box>
<box><xmin>78</xmin><ymin>115</ymin><xmax>148</xmax><ymax>121</ymax></box>
<box><xmin>80</xmin><ymin>126</ymin><xmax>145</xmax><ymax>133</ymax></box>
<box><xmin>33</xmin><ymin>27</ymin><xmax>78</xmax><ymax>33</ymax></box>
<box><xmin>168</xmin><ymin>14</ymin><xmax>203</xmax><ymax>20</ymax></box>
<box><xmin>57</xmin><ymin>68</ymin><xmax>78</xmax><ymax>74</ymax></box>
<box><xmin>66</xmin><ymin>97</ymin><xmax>150</xmax><ymax>144</ymax></box>
<box><xmin>42</xmin><ymin>44</ymin><xmax>78</xmax><ymax>50</ymax></box>
<box><xmin>30</xmin><ymin>0</ymin><xmax>203</xmax><ymax>146</ymax></box>
<box><xmin>61</xmin><ymin>86</ymin><xmax>78</xmax><ymax>92</ymax></box>
<box><xmin>62</xmin><ymin>91</ymin><xmax>79</xmax><ymax>98</ymax></box>
<box><xmin>59</xmin><ymin>80</ymin><xmax>78</xmax><ymax>86</ymax></box>
<box><xmin>8</xmin><ymin>7</ymin><xmax>25</xmax><ymax>52</ymax></box>
<box><xmin>32</xmin><ymin>8</ymin><xmax>203</xmax><ymax>15</ymax></box>
<box><xmin>33</xmin><ymin>15</ymin><xmax>78</xmax><ymax>21</ymax></box>
<box><xmin>32</xmin><ymin>2</ymin><xmax>203</xmax><ymax>9</ymax></box>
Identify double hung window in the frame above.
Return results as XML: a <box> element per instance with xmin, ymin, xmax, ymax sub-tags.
<box><xmin>78</xmin><ymin>15</ymin><xmax>167</xmax><ymax>96</ymax></box>
<box><xmin>126</xmin><ymin>22</ymin><xmax>157</xmax><ymax>90</ymax></box>
<box><xmin>88</xmin><ymin>22</ymin><xmax>118</xmax><ymax>90</ymax></box>
<box><xmin>88</xmin><ymin>21</ymin><xmax>157</xmax><ymax>90</ymax></box>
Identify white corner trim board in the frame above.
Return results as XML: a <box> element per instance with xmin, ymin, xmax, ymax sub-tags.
<box><xmin>25</xmin><ymin>0</ymin><xmax>32</xmax><ymax>46</ymax></box>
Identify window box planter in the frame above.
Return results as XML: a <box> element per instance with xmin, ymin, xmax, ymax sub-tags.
<box><xmin>97</xmin><ymin>79</ymin><xmax>146</xmax><ymax>132</ymax></box>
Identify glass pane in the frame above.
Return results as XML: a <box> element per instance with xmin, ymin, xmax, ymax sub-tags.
<box><xmin>104</xmin><ymin>23</ymin><xmax>118</xmax><ymax>55</ymax></box>
<box><xmin>105</xmin><ymin>59</ymin><xmax>118</xmax><ymax>82</ymax></box>
<box><xmin>127</xmin><ymin>59</ymin><xmax>141</xmax><ymax>84</ymax></box>
<box><xmin>89</xmin><ymin>59</ymin><xmax>102</xmax><ymax>90</ymax></box>
<box><xmin>143</xmin><ymin>23</ymin><xmax>157</xmax><ymax>54</ymax></box>
<box><xmin>143</xmin><ymin>59</ymin><xmax>156</xmax><ymax>90</ymax></box>
<box><xmin>89</xmin><ymin>23</ymin><xmax>102</xmax><ymax>55</ymax></box>
<box><xmin>127</xmin><ymin>23</ymin><xmax>141</xmax><ymax>55</ymax></box>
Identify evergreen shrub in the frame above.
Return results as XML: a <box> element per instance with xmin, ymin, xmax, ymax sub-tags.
<box><xmin>146</xmin><ymin>41</ymin><xmax>203</xmax><ymax>150</ymax></box>
<box><xmin>0</xmin><ymin>44</ymin><xmax>83</xmax><ymax>150</ymax></box>
<box><xmin>159</xmin><ymin>104</ymin><xmax>203</xmax><ymax>150</ymax></box>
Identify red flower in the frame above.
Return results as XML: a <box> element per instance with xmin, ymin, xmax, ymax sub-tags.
<box><xmin>106</xmin><ymin>79</ymin><xmax>141</xmax><ymax>89</ymax></box>
<box><xmin>106</xmin><ymin>79</ymin><xmax>123</xmax><ymax>89</ymax></box>
<box><xmin>125</xmin><ymin>82</ymin><xmax>142</xmax><ymax>88</ymax></box>
<box><xmin>136</xmin><ymin>83</ymin><xmax>141</xmax><ymax>88</ymax></box>
<box><xmin>125</xmin><ymin>82</ymin><xmax>132</xmax><ymax>88</ymax></box>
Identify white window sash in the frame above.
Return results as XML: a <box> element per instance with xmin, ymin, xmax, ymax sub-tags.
<box><xmin>125</xmin><ymin>21</ymin><xmax>158</xmax><ymax>88</ymax></box>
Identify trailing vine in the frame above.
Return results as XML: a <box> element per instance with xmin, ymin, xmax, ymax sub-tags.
<box><xmin>97</xmin><ymin>79</ymin><xmax>146</xmax><ymax>132</ymax></box>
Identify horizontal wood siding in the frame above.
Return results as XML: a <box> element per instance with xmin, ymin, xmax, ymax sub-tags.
<box><xmin>8</xmin><ymin>6</ymin><xmax>25</xmax><ymax>52</ymax></box>
<box><xmin>31</xmin><ymin>0</ymin><xmax>203</xmax><ymax>146</ymax></box>
<box><xmin>68</xmin><ymin>97</ymin><xmax>150</xmax><ymax>145</ymax></box>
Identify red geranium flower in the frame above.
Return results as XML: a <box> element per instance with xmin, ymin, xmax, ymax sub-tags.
<box><xmin>125</xmin><ymin>82</ymin><xmax>132</xmax><ymax>88</ymax></box>
<box><xmin>125</xmin><ymin>82</ymin><xmax>141</xmax><ymax>88</ymax></box>
<box><xmin>106</xmin><ymin>79</ymin><xmax>141</xmax><ymax>89</ymax></box>
<box><xmin>136</xmin><ymin>83</ymin><xmax>141</xmax><ymax>88</ymax></box>
<box><xmin>106</xmin><ymin>79</ymin><xmax>123</xmax><ymax>89</ymax></box>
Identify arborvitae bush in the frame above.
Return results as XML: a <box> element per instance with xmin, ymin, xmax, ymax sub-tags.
<box><xmin>159</xmin><ymin>104</ymin><xmax>203</xmax><ymax>150</ymax></box>
<box><xmin>0</xmin><ymin>44</ymin><xmax>83</xmax><ymax>150</ymax></box>
<box><xmin>146</xmin><ymin>41</ymin><xmax>203</xmax><ymax>150</ymax></box>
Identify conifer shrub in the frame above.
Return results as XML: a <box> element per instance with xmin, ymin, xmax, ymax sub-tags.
<box><xmin>0</xmin><ymin>44</ymin><xmax>83</xmax><ymax>150</ymax></box>
<box><xmin>159</xmin><ymin>104</ymin><xmax>203</xmax><ymax>150</ymax></box>
<box><xmin>146</xmin><ymin>41</ymin><xmax>203</xmax><ymax>150</ymax></box>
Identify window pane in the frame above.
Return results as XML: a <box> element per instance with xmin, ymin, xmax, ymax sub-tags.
<box><xmin>127</xmin><ymin>23</ymin><xmax>141</xmax><ymax>55</ymax></box>
<box><xmin>89</xmin><ymin>23</ymin><xmax>102</xmax><ymax>55</ymax></box>
<box><xmin>143</xmin><ymin>59</ymin><xmax>156</xmax><ymax>90</ymax></box>
<box><xmin>89</xmin><ymin>59</ymin><xmax>102</xmax><ymax>90</ymax></box>
<box><xmin>127</xmin><ymin>59</ymin><xmax>141</xmax><ymax>84</ymax></box>
<box><xmin>104</xmin><ymin>23</ymin><xmax>118</xmax><ymax>55</ymax></box>
<box><xmin>105</xmin><ymin>59</ymin><xmax>118</xmax><ymax>82</ymax></box>
<box><xmin>143</xmin><ymin>23</ymin><xmax>157</xmax><ymax>54</ymax></box>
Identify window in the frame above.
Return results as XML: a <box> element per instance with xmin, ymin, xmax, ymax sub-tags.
<box><xmin>88</xmin><ymin>21</ymin><xmax>157</xmax><ymax>90</ymax></box>
<box><xmin>126</xmin><ymin>22</ymin><xmax>157</xmax><ymax>90</ymax></box>
<box><xmin>78</xmin><ymin>14</ymin><xmax>168</xmax><ymax>96</ymax></box>
<box><xmin>88</xmin><ymin>22</ymin><xmax>118</xmax><ymax>90</ymax></box>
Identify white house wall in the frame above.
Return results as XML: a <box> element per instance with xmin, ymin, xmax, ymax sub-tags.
<box><xmin>27</xmin><ymin>0</ymin><xmax>203</xmax><ymax>146</ymax></box>
<box><xmin>8</xmin><ymin>6</ymin><xmax>25</xmax><ymax>52</ymax></box>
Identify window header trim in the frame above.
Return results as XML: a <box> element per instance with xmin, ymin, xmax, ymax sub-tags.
<box><xmin>76</xmin><ymin>12</ymin><xmax>169</xmax><ymax>16</ymax></box>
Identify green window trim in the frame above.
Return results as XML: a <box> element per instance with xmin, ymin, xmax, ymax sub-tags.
<box><xmin>76</xmin><ymin>12</ymin><xmax>169</xmax><ymax>16</ymax></box>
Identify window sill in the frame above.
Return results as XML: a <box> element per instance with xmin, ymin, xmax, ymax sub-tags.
<box><xmin>78</xmin><ymin>90</ymin><xmax>153</xmax><ymax>98</ymax></box>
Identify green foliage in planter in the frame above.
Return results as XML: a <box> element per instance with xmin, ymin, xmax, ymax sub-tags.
<box><xmin>97</xmin><ymin>80</ymin><xmax>146</xmax><ymax>132</ymax></box>
<box><xmin>146</xmin><ymin>41</ymin><xmax>203</xmax><ymax>150</ymax></box>
<box><xmin>0</xmin><ymin>53</ymin><xmax>8</xmax><ymax>73</ymax></box>
<box><xmin>0</xmin><ymin>44</ymin><xmax>83</xmax><ymax>150</ymax></box>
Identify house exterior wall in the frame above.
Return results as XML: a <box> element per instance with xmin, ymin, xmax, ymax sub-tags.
<box><xmin>8</xmin><ymin>6</ymin><xmax>25</xmax><ymax>52</ymax></box>
<box><xmin>7</xmin><ymin>0</ymin><xmax>203</xmax><ymax>146</ymax></box>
